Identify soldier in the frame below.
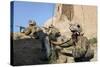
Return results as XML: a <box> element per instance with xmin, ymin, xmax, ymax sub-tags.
<box><xmin>45</xmin><ymin>25</ymin><xmax>59</xmax><ymax>63</ymax></box>
<box><xmin>37</xmin><ymin>28</ymin><xmax>51</xmax><ymax>53</ymax></box>
<box><xmin>69</xmin><ymin>23</ymin><xmax>94</xmax><ymax>62</ymax></box>
<box><xmin>54</xmin><ymin>36</ymin><xmax>69</xmax><ymax>63</ymax></box>
<box><xmin>46</xmin><ymin>25</ymin><xmax>68</xmax><ymax>63</ymax></box>
<box><xmin>47</xmin><ymin>24</ymin><xmax>60</xmax><ymax>41</ymax></box>
<box><xmin>23</xmin><ymin>20</ymin><xmax>38</xmax><ymax>38</ymax></box>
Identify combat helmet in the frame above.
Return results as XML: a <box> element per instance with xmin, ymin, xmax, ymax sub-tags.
<box><xmin>49</xmin><ymin>24</ymin><xmax>54</xmax><ymax>28</ymax></box>
<box><xmin>29</xmin><ymin>20</ymin><xmax>36</xmax><ymax>26</ymax></box>
<box><xmin>69</xmin><ymin>23</ymin><xmax>82</xmax><ymax>33</ymax></box>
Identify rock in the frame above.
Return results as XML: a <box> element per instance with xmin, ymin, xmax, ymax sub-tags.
<box><xmin>44</xmin><ymin>4</ymin><xmax>97</xmax><ymax>39</ymax></box>
<box><xmin>11</xmin><ymin>32</ymin><xmax>49</xmax><ymax>66</ymax></box>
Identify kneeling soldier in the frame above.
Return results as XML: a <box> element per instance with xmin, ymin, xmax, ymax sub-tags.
<box><xmin>69</xmin><ymin>23</ymin><xmax>94</xmax><ymax>62</ymax></box>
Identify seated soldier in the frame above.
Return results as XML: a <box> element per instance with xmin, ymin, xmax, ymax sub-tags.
<box><xmin>69</xmin><ymin>23</ymin><xmax>94</xmax><ymax>62</ymax></box>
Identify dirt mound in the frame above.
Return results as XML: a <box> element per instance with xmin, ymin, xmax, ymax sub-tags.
<box><xmin>11</xmin><ymin>32</ymin><xmax>49</xmax><ymax>66</ymax></box>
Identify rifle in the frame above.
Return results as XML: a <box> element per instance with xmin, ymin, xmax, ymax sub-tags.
<box><xmin>16</xmin><ymin>25</ymin><xmax>25</xmax><ymax>32</ymax></box>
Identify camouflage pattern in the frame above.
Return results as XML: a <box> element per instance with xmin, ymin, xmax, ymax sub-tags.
<box><xmin>49</xmin><ymin>32</ymin><xmax>69</xmax><ymax>63</ymax></box>
<box><xmin>55</xmin><ymin>36</ymin><xmax>68</xmax><ymax>63</ymax></box>
<box><xmin>23</xmin><ymin>20</ymin><xmax>38</xmax><ymax>38</ymax></box>
<box><xmin>48</xmin><ymin>25</ymin><xmax>60</xmax><ymax>37</ymax></box>
<box><xmin>69</xmin><ymin>23</ymin><xmax>94</xmax><ymax>62</ymax></box>
<box><xmin>47</xmin><ymin>25</ymin><xmax>60</xmax><ymax>63</ymax></box>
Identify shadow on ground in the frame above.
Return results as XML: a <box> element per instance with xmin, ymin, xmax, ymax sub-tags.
<box><xmin>11</xmin><ymin>38</ymin><xmax>49</xmax><ymax>66</ymax></box>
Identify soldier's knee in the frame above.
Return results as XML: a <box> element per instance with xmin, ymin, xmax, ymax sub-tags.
<box><xmin>85</xmin><ymin>49</ymin><xmax>94</xmax><ymax>60</ymax></box>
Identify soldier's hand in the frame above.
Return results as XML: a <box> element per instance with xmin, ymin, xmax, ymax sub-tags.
<box><xmin>29</xmin><ymin>34</ymin><xmax>33</xmax><ymax>37</ymax></box>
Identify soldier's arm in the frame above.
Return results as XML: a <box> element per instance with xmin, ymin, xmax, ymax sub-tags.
<box><xmin>65</xmin><ymin>39</ymin><xmax>73</xmax><ymax>46</ymax></box>
<box><xmin>59</xmin><ymin>38</ymin><xmax>74</xmax><ymax>47</ymax></box>
<box><xmin>24</xmin><ymin>27</ymin><xmax>31</xmax><ymax>35</ymax></box>
<box><xmin>50</xmin><ymin>38</ymin><xmax>73</xmax><ymax>46</ymax></box>
<box><xmin>30</xmin><ymin>29</ymin><xmax>35</xmax><ymax>36</ymax></box>
<box><xmin>50</xmin><ymin>40</ymin><xmax>63</xmax><ymax>45</ymax></box>
<box><xmin>30</xmin><ymin>26</ymin><xmax>37</xmax><ymax>36</ymax></box>
<box><xmin>50</xmin><ymin>39</ymin><xmax>70</xmax><ymax>46</ymax></box>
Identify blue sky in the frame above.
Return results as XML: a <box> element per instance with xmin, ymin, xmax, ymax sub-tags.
<box><xmin>12</xmin><ymin>1</ymin><xmax>55</xmax><ymax>32</ymax></box>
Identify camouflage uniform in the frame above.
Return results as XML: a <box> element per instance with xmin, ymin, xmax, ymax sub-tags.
<box><xmin>48</xmin><ymin>25</ymin><xmax>60</xmax><ymax>40</ymax></box>
<box><xmin>55</xmin><ymin>36</ymin><xmax>68</xmax><ymax>63</ymax></box>
<box><xmin>47</xmin><ymin>25</ymin><xmax>60</xmax><ymax>63</ymax></box>
<box><xmin>48</xmin><ymin>25</ymin><xmax>69</xmax><ymax>63</ymax></box>
<box><xmin>23</xmin><ymin>20</ymin><xmax>38</xmax><ymax>38</ymax></box>
<box><xmin>69</xmin><ymin>23</ymin><xmax>94</xmax><ymax>62</ymax></box>
<box><xmin>72</xmin><ymin>35</ymin><xmax>94</xmax><ymax>62</ymax></box>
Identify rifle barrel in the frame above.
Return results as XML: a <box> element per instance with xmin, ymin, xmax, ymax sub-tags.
<box><xmin>16</xmin><ymin>25</ymin><xmax>25</xmax><ymax>29</ymax></box>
